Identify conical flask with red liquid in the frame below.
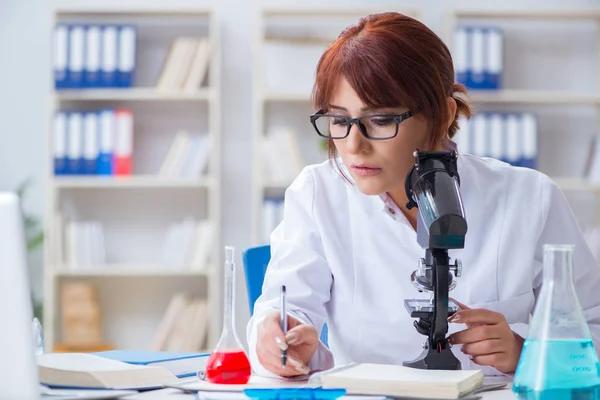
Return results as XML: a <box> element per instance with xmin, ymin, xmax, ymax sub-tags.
<box><xmin>205</xmin><ymin>246</ymin><xmax>252</xmax><ymax>384</ymax></box>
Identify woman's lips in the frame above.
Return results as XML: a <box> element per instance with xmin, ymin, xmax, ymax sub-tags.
<box><xmin>351</xmin><ymin>165</ymin><xmax>382</xmax><ymax>177</ymax></box>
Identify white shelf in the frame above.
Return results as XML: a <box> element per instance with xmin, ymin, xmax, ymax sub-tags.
<box><xmin>466</xmin><ymin>90</ymin><xmax>600</xmax><ymax>105</ymax></box>
<box><xmin>262</xmin><ymin>89</ymin><xmax>600</xmax><ymax>106</ymax></box>
<box><xmin>52</xmin><ymin>175</ymin><xmax>215</xmax><ymax>189</ymax></box>
<box><xmin>262</xmin><ymin>7</ymin><xmax>420</xmax><ymax>18</ymax></box>
<box><xmin>452</xmin><ymin>9</ymin><xmax>600</xmax><ymax>20</ymax></box>
<box><xmin>553</xmin><ymin>178</ymin><xmax>600</xmax><ymax>192</ymax></box>
<box><xmin>54</xmin><ymin>267</ymin><xmax>211</xmax><ymax>278</ymax></box>
<box><xmin>55</xmin><ymin>8</ymin><xmax>213</xmax><ymax>18</ymax></box>
<box><xmin>262</xmin><ymin>91</ymin><xmax>310</xmax><ymax>102</ymax></box>
<box><xmin>263</xmin><ymin>182</ymin><xmax>291</xmax><ymax>191</ymax></box>
<box><xmin>55</xmin><ymin>88</ymin><xmax>213</xmax><ymax>102</ymax></box>
<box><xmin>263</xmin><ymin>183</ymin><xmax>291</xmax><ymax>199</ymax></box>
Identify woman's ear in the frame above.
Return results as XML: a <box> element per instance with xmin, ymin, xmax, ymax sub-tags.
<box><xmin>446</xmin><ymin>97</ymin><xmax>458</xmax><ymax>131</ymax></box>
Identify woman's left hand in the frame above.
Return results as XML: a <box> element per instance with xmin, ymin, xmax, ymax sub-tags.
<box><xmin>447</xmin><ymin>302</ymin><xmax>525</xmax><ymax>374</ymax></box>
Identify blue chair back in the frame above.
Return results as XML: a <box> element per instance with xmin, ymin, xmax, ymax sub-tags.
<box><xmin>242</xmin><ymin>245</ymin><xmax>328</xmax><ymax>346</ymax></box>
<box><xmin>242</xmin><ymin>245</ymin><xmax>272</xmax><ymax>313</ymax></box>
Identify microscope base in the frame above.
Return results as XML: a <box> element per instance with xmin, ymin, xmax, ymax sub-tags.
<box><xmin>403</xmin><ymin>346</ymin><xmax>462</xmax><ymax>370</ymax></box>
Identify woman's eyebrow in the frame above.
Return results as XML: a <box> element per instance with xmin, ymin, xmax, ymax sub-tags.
<box><xmin>328</xmin><ymin>104</ymin><xmax>391</xmax><ymax>112</ymax></box>
<box><xmin>328</xmin><ymin>104</ymin><xmax>404</xmax><ymax>113</ymax></box>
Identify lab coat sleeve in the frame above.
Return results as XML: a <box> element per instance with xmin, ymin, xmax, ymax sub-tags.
<box><xmin>246</xmin><ymin>167</ymin><xmax>334</xmax><ymax>376</ymax></box>
<box><xmin>511</xmin><ymin>175</ymin><xmax>600</xmax><ymax>348</ymax></box>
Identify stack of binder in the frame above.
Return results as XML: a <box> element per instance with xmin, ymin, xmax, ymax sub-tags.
<box><xmin>53</xmin><ymin>109</ymin><xmax>134</xmax><ymax>176</ymax></box>
<box><xmin>155</xmin><ymin>37</ymin><xmax>211</xmax><ymax>91</ymax></box>
<box><xmin>53</xmin><ymin>24</ymin><xmax>137</xmax><ymax>89</ymax></box>
<box><xmin>455</xmin><ymin>112</ymin><xmax>538</xmax><ymax>169</ymax></box>
<box><xmin>261</xmin><ymin>197</ymin><xmax>284</xmax><ymax>244</ymax></box>
<box><xmin>453</xmin><ymin>26</ymin><xmax>504</xmax><ymax>90</ymax></box>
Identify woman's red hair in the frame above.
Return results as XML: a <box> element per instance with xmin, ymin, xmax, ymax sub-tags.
<box><xmin>311</xmin><ymin>12</ymin><xmax>472</xmax><ymax>162</ymax></box>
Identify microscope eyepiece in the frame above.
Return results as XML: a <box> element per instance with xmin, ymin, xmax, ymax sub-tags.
<box><xmin>405</xmin><ymin>150</ymin><xmax>467</xmax><ymax>249</ymax></box>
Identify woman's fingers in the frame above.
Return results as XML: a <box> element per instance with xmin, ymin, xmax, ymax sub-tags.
<box><xmin>461</xmin><ymin>338</ymin><xmax>504</xmax><ymax>356</ymax></box>
<box><xmin>451</xmin><ymin>299</ymin><xmax>471</xmax><ymax>310</ymax></box>
<box><xmin>258</xmin><ymin>326</ymin><xmax>312</xmax><ymax>369</ymax></box>
<box><xmin>257</xmin><ymin>311</ymin><xmax>315</xmax><ymax>376</ymax></box>
<box><xmin>285</xmin><ymin>323</ymin><xmax>318</xmax><ymax>346</ymax></box>
<box><xmin>260</xmin><ymin>357</ymin><xmax>311</xmax><ymax>376</ymax></box>
<box><xmin>257</xmin><ymin>344</ymin><xmax>310</xmax><ymax>376</ymax></box>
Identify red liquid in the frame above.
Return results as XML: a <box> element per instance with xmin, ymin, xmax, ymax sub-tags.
<box><xmin>205</xmin><ymin>350</ymin><xmax>252</xmax><ymax>384</ymax></box>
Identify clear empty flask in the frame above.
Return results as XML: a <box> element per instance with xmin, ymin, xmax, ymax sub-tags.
<box><xmin>204</xmin><ymin>246</ymin><xmax>252</xmax><ymax>384</ymax></box>
<box><xmin>513</xmin><ymin>244</ymin><xmax>600</xmax><ymax>400</ymax></box>
<box><xmin>32</xmin><ymin>317</ymin><xmax>44</xmax><ymax>356</ymax></box>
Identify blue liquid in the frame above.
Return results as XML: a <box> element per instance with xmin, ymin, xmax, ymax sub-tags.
<box><xmin>513</xmin><ymin>339</ymin><xmax>600</xmax><ymax>400</ymax></box>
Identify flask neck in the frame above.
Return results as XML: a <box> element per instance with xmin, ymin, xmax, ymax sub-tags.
<box><xmin>222</xmin><ymin>259</ymin><xmax>236</xmax><ymax>333</ymax></box>
<box><xmin>543</xmin><ymin>245</ymin><xmax>578</xmax><ymax>312</ymax></box>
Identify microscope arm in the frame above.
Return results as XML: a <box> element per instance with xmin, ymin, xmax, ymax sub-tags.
<box><xmin>430</xmin><ymin>249</ymin><xmax>451</xmax><ymax>350</ymax></box>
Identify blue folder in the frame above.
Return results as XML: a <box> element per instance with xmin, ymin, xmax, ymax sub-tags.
<box><xmin>94</xmin><ymin>350</ymin><xmax>210</xmax><ymax>378</ymax></box>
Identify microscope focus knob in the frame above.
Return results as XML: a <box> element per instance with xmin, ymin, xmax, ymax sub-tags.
<box><xmin>417</xmin><ymin>258</ymin><xmax>427</xmax><ymax>277</ymax></box>
<box><xmin>453</xmin><ymin>259</ymin><xmax>462</xmax><ymax>278</ymax></box>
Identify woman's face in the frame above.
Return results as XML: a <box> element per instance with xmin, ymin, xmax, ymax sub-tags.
<box><xmin>329</xmin><ymin>76</ymin><xmax>433</xmax><ymax>199</ymax></box>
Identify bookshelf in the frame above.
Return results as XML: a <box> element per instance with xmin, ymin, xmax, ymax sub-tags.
<box><xmin>466</xmin><ymin>90</ymin><xmax>600</xmax><ymax>105</ymax></box>
<box><xmin>55</xmin><ymin>88</ymin><xmax>214</xmax><ymax>101</ymax></box>
<box><xmin>55</xmin><ymin>268</ymin><xmax>210</xmax><ymax>278</ymax></box>
<box><xmin>251</xmin><ymin>6</ymin><xmax>420</xmax><ymax>245</ymax></box>
<box><xmin>44</xmin><ymin>7</ymin><xmax>221</xmax><ymax>353</ymax></box>
<box><xmin>445</xmin><ymin>9</ymin><xmax>600</xmax><ymax>227</ymax></box>
<box><xmin>53</xmin><ymin>176</ymin><xmax>215</xmax><ymax>189</ymax></box>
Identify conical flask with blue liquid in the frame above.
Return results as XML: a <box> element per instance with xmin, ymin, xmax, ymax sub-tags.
<box><xmin>513</xmin><ymin>244</ymin><xmax>600</xmax><ymax>399</ymax></box>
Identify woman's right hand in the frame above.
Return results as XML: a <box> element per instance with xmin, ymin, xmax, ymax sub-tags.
<box><xmin>256</xmin><ymin>310</ymin><xmax>319</xmax><ymax>377</ymax></box>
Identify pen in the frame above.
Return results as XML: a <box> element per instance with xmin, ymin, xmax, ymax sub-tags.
<box><xmin>280</xmin><ymin>285</ymin><xmax>287</xmax><ymax>367</ymax></box>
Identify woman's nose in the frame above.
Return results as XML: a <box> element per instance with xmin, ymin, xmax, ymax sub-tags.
<box><xmin>345</xmin><ymin>123</ymin><xmax>368</xmax><ymax>154</ymax></box>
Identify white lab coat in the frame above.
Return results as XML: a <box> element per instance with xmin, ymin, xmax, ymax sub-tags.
<box><xmin>246</xmin><ymin>153</ymin><xmax>600</xmax><ymax>376</ymax></box>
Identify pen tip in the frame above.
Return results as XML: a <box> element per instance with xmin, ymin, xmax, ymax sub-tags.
<box><xmin>282</xmin><ymin>285</ymin><xmax>286</xmax><ymax>293</ymax></box>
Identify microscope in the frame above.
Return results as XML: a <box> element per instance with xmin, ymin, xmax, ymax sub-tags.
<box><xmin>402</xmin><ymin>149</ymin><xmax>467</xmax><ymax>370</ymax></box>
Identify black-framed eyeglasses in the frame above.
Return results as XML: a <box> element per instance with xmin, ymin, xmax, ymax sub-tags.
<box><xmin>310</xmin><ymin>110</ymin><xmax>413</xmax><ymax>140</ymax></box>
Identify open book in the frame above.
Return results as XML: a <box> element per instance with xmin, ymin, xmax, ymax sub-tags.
<box><xmin>311</xmin><ymin>363</ymin><xmax>484</xmax><ymax>399</ymax></box>
<box><xmin>37</xmin><ymin>353</ymin><xmax>179</xmax><ymax>390</ymax></box>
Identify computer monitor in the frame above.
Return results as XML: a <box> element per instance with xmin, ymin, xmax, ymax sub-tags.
<box><xmin>0</xmin><ymin>192</ymin><xmax>40</xmax><ymax>399</ymax></box>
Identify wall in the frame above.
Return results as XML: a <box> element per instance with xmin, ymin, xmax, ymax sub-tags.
<box><xmin>0</xmin><ymin>0</ymin><xmax>51</xmax><ymax>300</ymax></box>
<box><xmin>1</xmin><ymin>0</ymin><xmax>598</xmax><ymax>345</ymax></box>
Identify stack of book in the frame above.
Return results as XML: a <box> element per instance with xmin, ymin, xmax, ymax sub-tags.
<box><xmin>260</xmin><ymin>127</ymin><xmax>304</xmax><ymax>186</ymax></box>
<box><xmin>261</xmin><ymin>198</ymin><xmax>284</xmax><ymax>244</ymax></box>
<box><xmin>57</xmin><ymin>217</ymin><xmax>214</xmax><ymax>272</ymax></box>
<box><xmin>155</xmin><ymin>37</ymin><xmax>211</xmax><ymax>92</ymax></box>
<box><xmin>53</xmin><ymin>109</ymin><xmax>134</xmax><ymax>176</ymax></box>
<box><xmin>64</xmin><ymin>221</ymin><xmax>106</xmax><ymax>268</ymax></box>
<box><xmin>56</xmin><ymin>281</ymin><xmax>114</xmax><ymax>353</ymax></box>
<box><xmin>158</xmin><ymin>131</ymin><xmax>212</xmax><ymax>178</ymax></box>
<box><xmin>150</xmin><ymin>292</ymin><xmax>210</xmax><ymax>352</ymax></box>
<box><xmin>160</xmin><ymin>218</ymin><xmax>214</xmax><ymax>271</ymax></box>
<box><xmin>453</xmin><ymin>26</ymin><xmax>504</xmax><ymax>90</ymax></box>
<box><xmin>53</xmin><ymin>24</ymin><xmax>136</xmax><ymax>89</ymax></box>
<box><xmin>455</xmin><ymin>112</ymin><xmax>537</xmax><ymax>169</ymax></box>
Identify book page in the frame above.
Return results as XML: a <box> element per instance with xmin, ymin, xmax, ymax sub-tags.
<box><xmin>328</xmin><ymin>363</ymin><xmax>481</xmax><ymax>383</ymax></box>
<box><xmin>37</xmin><ymin>353</ymin><xmax>160</xmax><ymax>372</ymax></box>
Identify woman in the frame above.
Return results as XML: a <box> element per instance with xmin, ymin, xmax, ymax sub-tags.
<box><xmin>246</xmin><ymin>12</ymin><xmax>600</xmax><ymax>377</ymax></box>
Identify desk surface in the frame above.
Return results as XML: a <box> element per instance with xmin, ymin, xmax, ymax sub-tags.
<box><xmin>125</xmin><ymin>387</ymin><xmax>517</xmax><ymax>400</ymax></box>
